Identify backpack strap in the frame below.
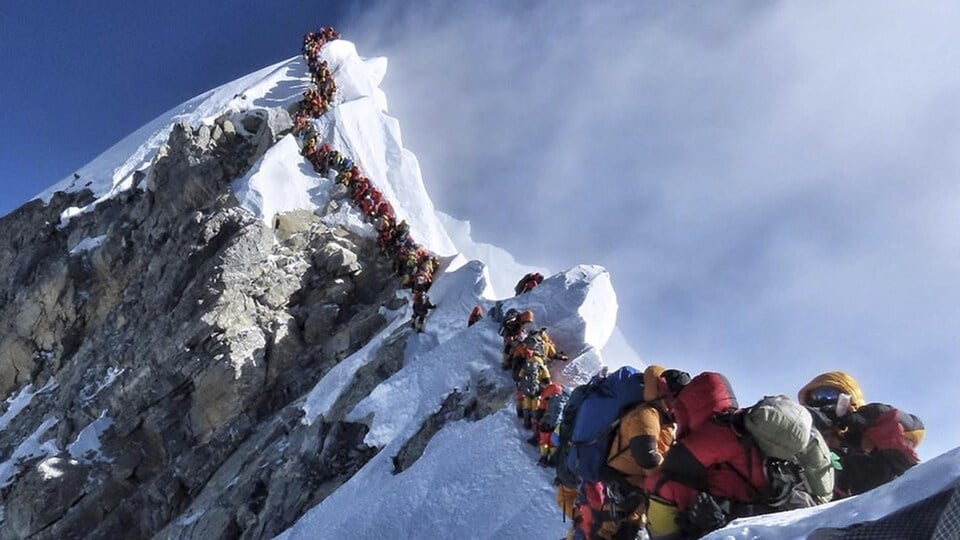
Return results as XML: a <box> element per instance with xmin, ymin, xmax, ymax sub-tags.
<box><xmin>606</xmin><ymin>400</ymin><xmax>657</xmax><ymax>463</ymax></box>
<box><xmin>711</xmin><ymin>410</ymin><xmax>763</xmax><ymax>500</ymax></box>
<box><xmin>720</xmin><ymin>429</ymin><xmax>804</xmax><ymax>508</ymax></box>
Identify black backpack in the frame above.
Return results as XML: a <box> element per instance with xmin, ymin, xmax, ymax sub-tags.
<box><xmin>498</xmin><ymin>309</ymin><xmax>519</xmax><ymax>337</ymax></box>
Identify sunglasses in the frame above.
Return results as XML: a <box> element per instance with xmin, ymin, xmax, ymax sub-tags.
<box><xmin>806</xmin><ymin>386</ymin><xmax>842</xmax><ymax>407</ymax></box>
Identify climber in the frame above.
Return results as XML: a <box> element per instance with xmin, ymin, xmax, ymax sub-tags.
<box><xmin>499</xmin><ymin>309</ymin><xmax>534</xmax><ymax>338</ymax></box>
<box><xmin>525</xmin><ymin>327</ymin><xmax>569</xmax><ymax>365</ymax></box>
<box><xmin>293</xmin><ymin>113</ymin><xmax>311</xmax><ymax>134</ymax></box>
<box><xmin>533</xmin><ymin>383</ymin><xmax>566</xmax><ymax>466</ymax></box>
<box><xmin>336</xmin><ymin>168</ymin><xmax>354</xmax><ymax>186</ymax></box>
<box><xmin>375</xmin><ymin>200</ymin><xmax>395</xmax><ymax>222</ymax></box>
<box><xmin>517</xmin><ymin>352</ymin><xmax>551</xmax><ymax>430</ymax></box>
<box><xmin>410</xmin><ymin>291</ymin><xmax>436</xmax><ymax>333</ymax></box>
<box><xmin>395</xmin><ymin>219</ymin><xmax>411</xmax><ymax>239</ymax></box>
<box><xmin>586</xmin><ymin>366</ymin><xmax>686</xmax><ymax>539</ymax></box>
<box><xmin>499</xmin><ymin>310</ymin><xmax>535</xmax><ymax>371</ymax></box>
<box><xmin>376</xmin><ymin>218</ymin><xmax>396</xmax><ymax>253</ymax></box>
<box><xmin>567</xmin><ymin>367</ymin><xmax>688</xmax><ymax>540</ymax></box>
<box><xmin>467</xmin><ymin>306</ymin><xmax>484</xmax><ymax>327</ymax></box>
<box><xmin>301</xmin><ymin>135</ymin><xmax>318</xmax><ymax>160</ymax></box>
<box><xmin>504</xmin><ymin>327</ymin><xmax>568</xmax><ymax>379</ymax></box>
<box><xmin>321</xmin><ymin>26</ymin><xmax>340</xmax><ymax>42</ymax></box>
<box><xmin>359</xmin><ymin>195</ymin><xmax>377</xmax><ymax>216</ymax></box>
<box><xmin>644</xmin><ymin>371</ymin><xmax>765</xmax><ymax>540</ymax></box>
<box><xmin>368</xmin><ymin>185</ymin><xmax>384</xmax><ymax>207</ymax></box>
<box><xmin>411</xmin><ymin>270</ymin><xmax>432</xmax><ymax>293</ymax></box>
<box><xmin>514</xmin><ymin>272</ymin><xmax>544</xmax><ymax>296</ymax></box>
<box><xmin>798</xmin><ymin>371</ymin><xmax>924</xmax><ymax>497</ymax></box>
<box><xmin>400</xmin><ymin>249</ymin><xmax>421</xmax><ymax>288</ymax></box>
<box><xmin>351</xmin><ymin>177</ymin><xmax>370</xmax><ymax>203</ymax></box>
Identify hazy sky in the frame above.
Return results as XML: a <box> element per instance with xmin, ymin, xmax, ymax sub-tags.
<box><xmin>2</xmin><ymin>1</ymin><xmax>957</xmax><ymax>458</ymax></box>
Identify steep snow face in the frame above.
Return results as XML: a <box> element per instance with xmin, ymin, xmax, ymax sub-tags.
<box><xmin>277</xmin><ymin>409</ymin><xmax>568</xmax><ymax>540</ymax></box>
<box><xmin>228</xmin><ymin>39</ymin><xmax>457</xmax><ymax>257</ymax></box>
<box><xmin>310</xmin><ymin>40</ymin><xmax>457</xmax><ymax>256</ymax></box>
<box><xmin>232</xmin><ymin>135</ymin><xmax>330</xmax><ymax>225</ymax></box>
<box><xmin>37</xmin><ymin>37</ymin><xmax>458</xmax><ymax>259</ymax></box>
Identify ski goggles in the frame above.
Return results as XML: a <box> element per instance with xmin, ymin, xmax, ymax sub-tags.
<box><xmin>806</xmin><ymin>386</ymin><xmax>842</xmax><ymax>407</ymax></box>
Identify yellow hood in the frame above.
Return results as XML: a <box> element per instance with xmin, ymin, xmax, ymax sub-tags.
<box><xmin>798</xmin><ymin>371</ymin><xmax>866</xmax><ymax>410</ymax></box>
<box><xmin>643</xmin><ymin>365</ymin><xmax>666</xmax><ymax>402</ymax></box>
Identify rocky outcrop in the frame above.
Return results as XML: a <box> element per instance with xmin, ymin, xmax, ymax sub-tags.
<box><xmin>0</xmin><ymin>108</ymin><xmax>409</xmax><ymax>539</ymax></box>
<box><xmin>391</xmin><ymin>377</ymin><xmax>510</xmax><ymax>474</ymax></box>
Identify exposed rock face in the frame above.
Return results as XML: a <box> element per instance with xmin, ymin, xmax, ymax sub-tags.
<box><xmin>0</xmin><ymin>109</ymin><xmax>447</xmax><ymax>539</ymax></box>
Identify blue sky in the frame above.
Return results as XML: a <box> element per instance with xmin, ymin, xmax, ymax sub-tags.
<box><xmin>0</xmin><ymin>0</ymin><xmax>364</xmax><ymax>216</ymax></box>
<box><xmin>2</xmin><ymin>2</ymin><xmax>958</xmax><ymax>458</ymax></box>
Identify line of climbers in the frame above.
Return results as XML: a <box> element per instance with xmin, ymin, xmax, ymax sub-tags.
<box><xmin>498</xmin><ymin>307</ymin><xmax>571</xmax><ymax>459</ymax></box>
<box><xmin>293</xmin><ymin>27</ymin><xmax>341</xmax><ymax>132</ymax></box>
<box><xmin>464</xmin><ymin>284</ymin><xmax>927</xmax><ymax>540</ymax></box>
<box><xmin>293</xmin><ymin>27</ymin><xmax>441</xmax><ymax>332</ymax></box>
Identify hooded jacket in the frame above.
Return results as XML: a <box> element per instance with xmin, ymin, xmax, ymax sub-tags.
<box><xmin>798</xmin><ymin>371</ymin><xmax>866</xmax><ymax>410</ymax></box>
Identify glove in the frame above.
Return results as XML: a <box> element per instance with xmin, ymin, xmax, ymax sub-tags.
<box><xmin>807</xmin><ymin>406</ymin><xmax>835</xmax><ymax>431</ymax></box>
<box><xmin>679</xmin><ymin>492</ymin><xmax>730</xmax><ymax>536</ymax></box>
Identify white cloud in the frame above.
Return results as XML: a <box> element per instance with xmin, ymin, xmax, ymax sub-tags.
<box><xmin>344</xmin><ymin>1</ymin><xmax>960</xmax><ymax>458</ymax></box>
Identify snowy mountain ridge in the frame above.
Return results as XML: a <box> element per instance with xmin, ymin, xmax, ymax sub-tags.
<box><xmin>0</xmin><ymin>32</ymin><xmax>956</xmax><ymax>540</ymax></box>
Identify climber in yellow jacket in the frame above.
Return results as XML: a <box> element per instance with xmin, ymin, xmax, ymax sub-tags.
<box><xmin>577</xmin><ymin>365</ymin><xmax>684</xmax><ymax>540</ymax></box>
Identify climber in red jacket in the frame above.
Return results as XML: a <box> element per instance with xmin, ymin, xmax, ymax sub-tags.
<box><xmin>467</xmin><ymin>306</ymin><xmax>484</xmax><ymax>327</ymax></box>
<box><xmin>645</xmin><ymin>372</ymin><xmax>768</xmax><ymax>540</ymax></box>
<box><xmin>798</xmin><ymin>372</ymin><xmax>924</xmax><ymax>498</ymax></box>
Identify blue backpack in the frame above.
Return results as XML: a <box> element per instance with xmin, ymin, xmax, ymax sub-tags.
<box><xmin>565</xmin><ymin>366</ymin><xmax>647</xmax><ymax>483</ymax></box>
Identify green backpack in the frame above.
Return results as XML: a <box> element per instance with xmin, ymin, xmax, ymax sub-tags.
<box><xmin>742</xmin><ymin>395</ymin><xmax>835</xmax><ymax>504</ymax></box>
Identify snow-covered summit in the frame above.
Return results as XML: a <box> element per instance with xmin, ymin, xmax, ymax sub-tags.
<box><xmin>36</xmin><ymin>38</ymin><xmax>458</xmax><ymax>259</ymax></box>
<box><xmin>233</xmin><ymin>39</ymin><xmax>457</xmax><ymax>257</ymax></box>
